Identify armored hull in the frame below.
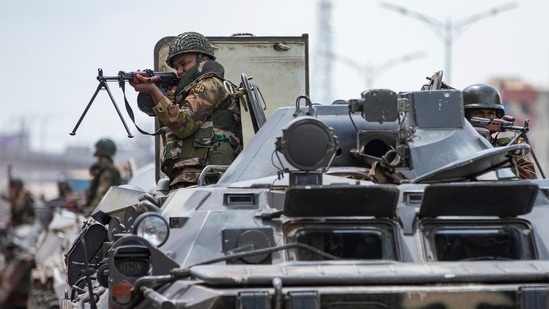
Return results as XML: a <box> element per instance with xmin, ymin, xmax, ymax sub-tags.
<box><xmin>62</xmin><ymin>88</ymin><xmax>549</xmax><ymax>309</ymax></box>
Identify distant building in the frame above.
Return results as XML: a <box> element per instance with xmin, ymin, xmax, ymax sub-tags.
<box><xmin>0</xmin><ymin>127</ymin><xmax>30</xmax><ymax>152</ymax></box>
<box><xmin>489</xmin><ymin>78</ymin><xmax>538</xmax><ymax>125</ymax></box>
<box><xmin>0</xmin><ymin>125</ymin><xmax>155</xmax><ymax>201</ymax></box>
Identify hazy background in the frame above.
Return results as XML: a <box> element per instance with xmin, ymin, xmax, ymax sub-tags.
<box><xmin>1</xmin><ymin>0</ymin><xmax>548</xmax><ymax>154</ymax></box>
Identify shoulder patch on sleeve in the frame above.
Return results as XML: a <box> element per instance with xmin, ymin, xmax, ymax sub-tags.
<box><xmin>193</xmin><ymin>83</ymin><xmax>206</xmax><ymax>95</ymax></box>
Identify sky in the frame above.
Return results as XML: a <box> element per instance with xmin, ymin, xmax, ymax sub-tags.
<box><xmin>2</xmin><ymin>0</ymin><xmax>549</xmax><ymax>154</ymax></box>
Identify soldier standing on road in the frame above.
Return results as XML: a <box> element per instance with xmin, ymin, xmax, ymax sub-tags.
<box><xmin>84</xmin><ymin>138</ymin><xmax>122</xmax><ymax>216</ymax></box>
<box><xmin>7</xmin><ymin>178</ymin><xmax>34</xmax><ymax>227</ymax></box>
<box><xmin>130</xmin><ymin>31</ymin><xmax>243</xmax><ymax>189</ymax></box>
<box><xmin>46</xmin><ymin>179</ymin><xmax>81</xmax><ymax>212</ymax></box>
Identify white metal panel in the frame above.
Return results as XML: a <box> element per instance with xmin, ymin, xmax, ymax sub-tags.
<box><xmin>154</xmin><ymin>34</ymin><xmax>309</xmax><ymax>144</ymax></box>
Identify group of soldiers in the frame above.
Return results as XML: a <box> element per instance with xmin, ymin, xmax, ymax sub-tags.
<box><xmin>0</xmin><ymin>32</ymin><xmax>540</xmax><ymax>309</ymax></box>
<box><xmin>5</xmin><ymin>85</ymin><xmax>535</xmax><ymax>228</ymax></box>
<box><xmin>0</xmin><ymin>138</ymin><xmax>122</xmax><ymax>309</ymax></box>
<box><xmin>5</xmin><ymin>32</ymin><xmax>538</xmax><ymax>229</ymax></box>
<box><xmin>5</xmin><ymin>137</ymin><xmax>122</xmax><ymax>230</ymax></box>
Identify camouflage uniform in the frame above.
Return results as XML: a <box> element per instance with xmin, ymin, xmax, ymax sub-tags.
<box><xmin>484</xmin><ymin>131</ymin><xmax>537</xmax><ymax>180</ymax></box>
<box><xmin>463</xmin><ymin>83</ymin><xmax>537</xmax><ymax>180</ymax></box>
<box><xmin>85</xmin><ymin>156</ymin><xmax>122</xmax><ymax>214</ymax></box>
<box><xmin>154</xmin><ymin>60</ymin><xmax>242</xmax><ymax>187</ymax></box>
<box><xmin>8</xmin><ymin>182</ymin><xmax>34</xmax><ymax>227</ymax></box>
<box><xmin>515</xmin><ymin>156</ymin><xmax>537</xmax><ymax>179</ymax></box>
<box><xmin>493</xmin><ymin>132</ymin><xmax>537</xmax><ymax>179</ymax></box>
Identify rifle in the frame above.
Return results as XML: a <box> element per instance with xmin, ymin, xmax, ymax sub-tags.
<box><xmin>70</xmin><ymin>68</ymin><xmax>178</xmax><ymax>137</ymax></box>
<box><xmin>469</xmin><ymin>116</ymin><xmax>545</xmax><ymax>178</ymax></box>
<box><xmin>7</xmin><ymin>164</ymin><xmax>12</xmax><ymax>184</ymax></box>
<box><xmin>1</xmin><ymin>165</ymin><xmax>13</xmax><ymax>202</ymax></box>
<box><xmin>469</xmin><ymin>116</ymin><xmax>528</xmax><ymax>135</ymax></box>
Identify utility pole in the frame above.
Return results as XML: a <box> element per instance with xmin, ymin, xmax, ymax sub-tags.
<box><xmin>381</xmin><ymin>2</ymin><xmax>518</xmax><ymax>84</ymax></box>
<box><xmin>315</xmin><ymin>0</ymin><xmax>333</xmax><ymax>104</ymax></box>
<box><xmin>331</xmin><ymin>51</ymin><xmax>426</xmax><ymax>90</ymax></box>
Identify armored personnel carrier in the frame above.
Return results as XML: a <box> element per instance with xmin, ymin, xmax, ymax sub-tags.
<box><xmin>61</xmin><ymin>69</ymin><xmax>549</xmax><ymax>308</ymax></box>
<box><xmin>58</xmin><ymin>32</ymin><xmax>549</xmax><ymax>308</ymax></box>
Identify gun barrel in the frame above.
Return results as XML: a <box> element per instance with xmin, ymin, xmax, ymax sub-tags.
<box><xmin>96</xmin><ymin>75</ymin><xmax>125</xmax><ymax>82</ymax></box>
<box><xmin>96</xmin><ymin>70</ymin><xmax>178</xmax><ymax>87</ymax></box>
<box><xmin>96</xmin><ymin>71</ymin><xmax>136</xmax><ymax>83</ymax></box>
<box><xmin>505</xmin><ymin>124</ymin><xmax>529</xmax><ymax>132</ymax></box>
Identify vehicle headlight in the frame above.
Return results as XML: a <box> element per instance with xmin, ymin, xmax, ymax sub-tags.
<box><xmin>131</xmin><ymin>213</ymin><xmax>169</xmax><ymax>247</ymax></box>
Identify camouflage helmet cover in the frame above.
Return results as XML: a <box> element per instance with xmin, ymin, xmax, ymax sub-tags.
<box><xmin>166</xmin><ymin>32</ymin><xmax>216</xmax><ymax>67</ymax></box>
<box><xmin>463</xmin><ymin>83</ymin><xmax>505</xmax><ymax>118</ymax></box>
<box><xmin>95</xmin><ymin>138</ymin><xmax>117</xmax><ymax>157</ymax></box>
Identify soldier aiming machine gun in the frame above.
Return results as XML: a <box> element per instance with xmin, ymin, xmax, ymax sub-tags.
<box><xmin>70</xmin><ymin>68</ymin><xmax>265</xmax><ymax>138</ymax></box>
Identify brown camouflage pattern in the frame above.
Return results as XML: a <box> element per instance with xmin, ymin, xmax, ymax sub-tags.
<box><xmin>515</xmin><ymin>155</ymin><xmax>537</xmax><ymax>179</ymax></box>
<box><xmin>493</xmin><ymin>131</ymin><xmax>538</xmax><ymax>179</ymax></box>
<box><xmin>8</xmin><ymin>189</ymin><xmax>34</xmax><ymax>227</ymax></box>
<box><xmin>85</xmin><ymin>156</ymin><xmax>122</xmax><ymax>215</ymax></box>
<box><xmin>153</xmin><ymin>61</ymin><xmax>242</xmax><ymax>186</ymax></box>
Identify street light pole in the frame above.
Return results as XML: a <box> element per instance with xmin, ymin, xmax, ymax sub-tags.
<box><xmin>331</xmin><ymin>51</ymin><xmax>426</xmax><ymax>89</ymax></box>
<box><xmin>380</xmin><ymin>2</ymin><xmax>518</xmax><ymax>84</ymax></box>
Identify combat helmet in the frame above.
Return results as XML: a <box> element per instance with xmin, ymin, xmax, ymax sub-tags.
<box><xmin>463</xmin><ymin>83</ymin><xmax>505</xmax><ymax>118</ymax></box>
<box><xmin>9</xmin><ymin>178</ymin><xmax>24</xmax><ymax>188</ymax></box>
<box><xmin>166</xmin><ymin>32</ymin><xmax>216</xmax><ymax>68</ymax></box>
<box><xmin>95</xmin><ymin>138</ymin><xmax>117</xmax><ymax>157</ymax></box>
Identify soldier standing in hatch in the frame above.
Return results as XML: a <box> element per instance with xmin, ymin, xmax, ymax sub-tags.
<box><xmin>463</xmin><ymin>83</ymin><xmax>537</xmax><ymax>179</ymax></box>
<box><xmin>84</xmin><ymin>138</ymin><xmax>122</xmax><ymax>216</ymax></box>
<box><xmin>130</xmin><ymin>31</ymin><xmax>243</xmax><ymax>189</ymax></box>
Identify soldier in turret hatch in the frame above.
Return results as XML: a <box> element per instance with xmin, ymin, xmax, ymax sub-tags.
<box><xmin>463</xmin><ymin>83</ymin><xmax>537</xmax><ymax>179</ymax></box>
<box><xmin>130</xmin><ymin>31</ymin><xmax>243</xmax><ymax>189</ymax></box>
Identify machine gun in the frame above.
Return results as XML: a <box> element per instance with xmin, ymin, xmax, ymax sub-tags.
<box><xmin>69</xmin><ymin>68</ymin><xmax>178</xmax><ymax>137</ymax></box>
<box><xmin>111</xmin><ymin>69</ymin><xmax>178</xmax><ymax>88</ymax></box>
